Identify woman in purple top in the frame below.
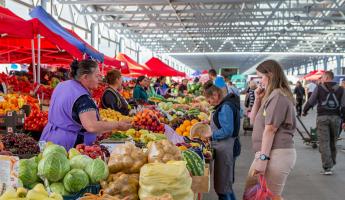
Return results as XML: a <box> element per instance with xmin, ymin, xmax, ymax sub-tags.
<box><xmin>40</xmin><ymin>60</ymin><xmax>131</xmax><ymax>150</ymax></box>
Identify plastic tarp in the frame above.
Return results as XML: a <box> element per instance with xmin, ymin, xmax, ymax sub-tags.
<box><xmin>145</xmin><ymin>57</ymin><xmax>186</xmax><ymax>77</ymax></box>
<box><xmin>30</xmin><ymin>6</ymin><xmax>104</xmax><ymax>62</ymax></box>
<box><xmin>116</xmin><ymin>53</ymin><xmax>152</xmax><ymax>75</ymax></box>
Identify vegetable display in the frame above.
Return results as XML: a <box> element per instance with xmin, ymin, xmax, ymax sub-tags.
<box><xmin>108</xmin><ymin>142</ymin><xmax>147</xmax><ymax>174</ymax></box>
<box><xmin>24</xmin><ymin>110</ymin><xmax>48</xmax><ymax>132</ymax></box>
<box><xmin>85</xmin><ymin>158</ymin><xmax>109</xmax><ymax>184</ymax></box>
<box><xmin>38</xmin><ymin>152</ymin><xmax>70</xmax><ymax>182</ymax></box>
<box><xmin>101</xmin><ymin>172</ymin><xmax>140</xmax><ymax>200</ymax></box>
<box><xmin>63</xmin><ymin>169</ymin><xmax>90</xmax><ymax>193</ymax></box>
<box><xmin>19</xmin><ymin>157</ymin><xmax>39</xmax><ymax>188</ymax></box>
<box><xmin>69</xmin><ymin>155</ymin><xmax>93</xmax><ymax>170</ymax></box>
<box><xmin>147</xmin><ymin>140</ymin><xmax>182</xmax><ymax>163</ymax></box>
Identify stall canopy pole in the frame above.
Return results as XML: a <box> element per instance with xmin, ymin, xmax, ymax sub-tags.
<box><xmin>31</xmin><ymin>39</ymin><xmax>37</xmax><ymax>83</ymax></box>
<box><xmin>37</xmin><ymin>34</ymin><xmax>41</xmax><ymax>84</ymax></box>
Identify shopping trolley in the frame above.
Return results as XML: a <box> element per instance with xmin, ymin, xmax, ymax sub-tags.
<box><xmin>296</xmin><ymin>116</ymin><xmax>318</xmax><ymax>149</ymax></box>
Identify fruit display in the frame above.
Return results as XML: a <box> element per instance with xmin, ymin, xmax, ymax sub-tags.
<box><xmin>0</xmin><ymin>133</ymin><xmax>40</xmax><ymax>155</ymax></box>
<box><xmin>132</xmin><ymin>109</ymin><xmax>165</xmax><ymax>133</ymax></box>
<box><xmin>24</xmin><ymin>110</ymin><xmax>48</xmax><ymax>132</ymax></box>
<box><xmin>100</xmin><ymin>108</ymin><xmax>132</xmax><ymax>122</ymax></box>
<box><xmin>76</xmin><ymin>144</ymin><xmax>109</xmax><ymax>160</ymax></box>
<box><xmin>147</xmin><ymin>140</ymin><xmax>182</xmax><ymax>163</ymax></box>
<box><xmin>175</xmin><ymin>119</ymin><xmax>199</xmax><ymax>137</ymax></box>
<box><xmin>101</xmin><ymin>172</ymin><xmax>140</xmax><ymax>200</ymax></box>
<box><xmin>120</xmin><ymin>89</ymin><xmax>132</xmax><ymax>100</ymax></box>
<box><xmin>169</xmin><ymin>115</ymin><xmax>195</xmax><ymax>130</ymax></box>
<box><xmin>181</xmin><ymin>149</ymin><xmax>205</xmax><ymax>176</ymax></box>
<box><xmin>0</xmin><ymin>184</ymin><xmax>63</xmax><ymax>200</ymax></box>
<box><xmin>197</xmin><ymin>112</ymin><xmax>209</xmax><ymax>121</ymax></box>
<box><xmin>108</xmin><ymin>142</ymin><xmax>147</xmax><ymax>174</ymax></box>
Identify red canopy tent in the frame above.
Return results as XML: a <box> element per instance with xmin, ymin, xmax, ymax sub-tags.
<box><xmin>116</xmin><ymin>53</ymin><xmax>152</xmax><ymax>76</ymax></box>
<box><xmin>302</xmin><ymin>70</ymin><xmax>325</xmax><ymax>81</ymax></box>
<box><xmin>145</xmin><ymin>57</ymin><xmax>186</xmax><ymax>77</ymax></box>
<box><xmin>0</xmin><ymin>6</ymin><xmax>82</xmax><ymax>65</ymax></box>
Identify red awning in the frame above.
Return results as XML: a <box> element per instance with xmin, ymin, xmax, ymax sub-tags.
<box><xmin>302</xmin><ymin>70</ymin><xmax>325</xmax><ymax>81</ymax></box>
<box><xmin>67</xmin><ymin>30</ymin><xmax>121</xmax><ymax>69</ymax></box>
<box><xmin>116</xmin><ymin>53</ymin><xmax>152</xmax><ymax>76</ymax></box>
<box><xmin>145</xmin><ymin>57</ymin><xmax>186</xmax><ymax>77</ymax></box>
<box><xmin>0</xmin><ymin>6</ymin><xmax>34</xmax><ymax>38</ymax></box>
<box><xmin>0</xmin><ymin>6</ymin><xmax>82</xmax><ymax>65</ymax></box>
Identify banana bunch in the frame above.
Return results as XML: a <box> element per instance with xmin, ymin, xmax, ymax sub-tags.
<box><xmin>100</xmin><ymin>108</ymin><xmax>132</xmax><ymax>122</ymax></box>
<box><xmin>0</xmin><ymin>184</ymin><xmax>62</xmax><ymax>200</ymax></box>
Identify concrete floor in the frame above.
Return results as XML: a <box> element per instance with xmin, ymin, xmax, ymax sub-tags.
<box><xmin>203</xmin><ymin>109</ymin><xmax>345</xmax><ymax>200</ymax></box>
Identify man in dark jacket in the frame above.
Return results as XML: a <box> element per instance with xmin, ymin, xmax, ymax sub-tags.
<box><xmin>303</xmin><ymin>71</ymin><xmax>345</xmax><ymax>175</ymax></box>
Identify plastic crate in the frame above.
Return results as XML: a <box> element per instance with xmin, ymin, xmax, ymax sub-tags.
<box><xmin>63</xmin><ymin>184</ymin><xmax>100</xmax><ymax>200</ymax></box>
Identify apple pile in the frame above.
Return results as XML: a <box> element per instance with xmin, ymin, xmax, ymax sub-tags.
<box><xmin>76</xmin><ymin>144</ymin><xmax>109</xmax><ymax>160</ymax></box>
<box><xmin>132</xmin><ymin>109</ymin><xmax>165</xmax><ymax>133</ymax></box>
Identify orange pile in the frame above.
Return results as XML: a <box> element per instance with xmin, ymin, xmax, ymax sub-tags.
<box><xmin>176</xmin><ymin>119</ymin><xmax>199</xmax><ymax>137</ymax></box>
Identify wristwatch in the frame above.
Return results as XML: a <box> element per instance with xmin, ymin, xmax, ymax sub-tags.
<box><xmin>258</xmin><ymin>154</ymin><xmax>270</xmax><ymax>161</ymax></box>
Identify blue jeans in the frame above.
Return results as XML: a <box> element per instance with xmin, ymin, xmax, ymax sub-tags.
<box><xmin>218</xmin><ymin>192</ymin><xmax>236</xmax><ymax>200</ymax></box>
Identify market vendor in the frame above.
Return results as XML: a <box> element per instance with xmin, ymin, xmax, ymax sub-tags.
<box><xmin>203</xmin><ymin>81</ymin><xmax>241</xmax><ymax>200</ymax></box>
<box><xmin>101</xmin><ymin>69</ymin><xmax>129</xmax><ymax>115</ymax></box>
<box><xmin>40</xmin><ymin>60</ymin><xmax>131</xmax><ymax>150</ymax></box>
<box><xmin>178</xmin><ymin>79</ymin><xmax>188</xmax><ymax>96</ymax></box>
<box><xmin>154</xmin><ymin>76</ymin><xmax>170</xmax><ymax>96</ymax></box>
<box><xmin>133</xmin><ymin>76</ymin><xmax>149</xmax><ymax>104</ymax></box>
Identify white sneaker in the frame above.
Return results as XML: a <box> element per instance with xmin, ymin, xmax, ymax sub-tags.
<box><xmin>320</xmin><ymin>169</ymin><xmax>333</xmax><ymax>175</ymax></box>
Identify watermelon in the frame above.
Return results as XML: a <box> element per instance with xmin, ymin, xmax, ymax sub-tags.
<box><xmin>182</xmin><ymin>150</ymin><xmax>205</xmax><ymax>176</ymax></box>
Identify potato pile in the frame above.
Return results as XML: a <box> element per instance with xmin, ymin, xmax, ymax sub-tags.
<box><xmin>147</xmin><ymin>140</ymin><xmax>182</xmax><ymax>163</ymax></box>
<box><xmin>101</xmin><ymin>172</ymin><xmax>139</xmax><ymax>200</ymax></box>
<box><xmin>108</xmin><ymin>142</ymin><xmax>147</xmax><ymax>173</ymax></box>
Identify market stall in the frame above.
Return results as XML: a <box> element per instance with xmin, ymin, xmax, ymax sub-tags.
<box><xmin>0</xmin><ymin>93</ymin><xmax>213</xmax><ymax>200</ymax></box>
<box><xmin>0</xmin><ymin>5</ymin><xmax>213</xmax><ymax>200</ymax></box>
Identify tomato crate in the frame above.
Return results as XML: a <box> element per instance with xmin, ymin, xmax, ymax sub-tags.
<box><xmin>63</xmin><ymin>184</ymin><xmax>100</xmax><ymax>200</ymax></box>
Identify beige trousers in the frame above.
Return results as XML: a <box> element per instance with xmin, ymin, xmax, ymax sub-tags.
<box><xmin>245</xmin><ymin>148</ymin><xmax>296</xmax><ymax>196</ymax></box>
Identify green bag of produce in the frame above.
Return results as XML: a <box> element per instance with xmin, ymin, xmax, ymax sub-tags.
<box><xmin>139</xmin><ymin>161</ymin><xmax>193</xmax><ymax>200</ymax></box>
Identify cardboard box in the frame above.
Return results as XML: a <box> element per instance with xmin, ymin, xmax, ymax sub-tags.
<box><xmin>191</xmin><ymin>164</ymin><xmax>210</xmax><ymax>193</ymax></box>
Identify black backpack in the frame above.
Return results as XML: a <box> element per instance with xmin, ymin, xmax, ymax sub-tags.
<box><xmin>320</xmin><ymin>85</ymin><xmax>340</xmax><ymax>110</ymax></box>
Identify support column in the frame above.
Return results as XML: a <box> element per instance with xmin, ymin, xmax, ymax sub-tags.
<box><xmin>313</xmin><ymin>60</ymin><xmax>317</xmax><ymax>71</ymax></box>
<box><xmin>336</xmin><ymin>55</ymin><xmax>342</xmax><ymax>75</ymax></box>
<box><xmin>41</xmin><ymin>0</ymin><xmax>47</xmax><ymax>10</ymax></box>
<box><xmin>304</xmin><ymin>64</ymin><xmax>308</xmax><ymax>74</ymax></box>
<box><xmin>91</xmin><ymin>23</ymin><xmax>99</xmax><ymax>50</ymax></box>
<box><xmin>323</xmin><ymin>57</ymin><xmax>328</xmax><ymax>71</ymax></box>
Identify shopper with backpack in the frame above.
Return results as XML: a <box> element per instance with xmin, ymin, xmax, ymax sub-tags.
<box><xmin>303</xmin><ymin>71</ymin><xmax>345</xmax><ymax>175</ymax></box>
